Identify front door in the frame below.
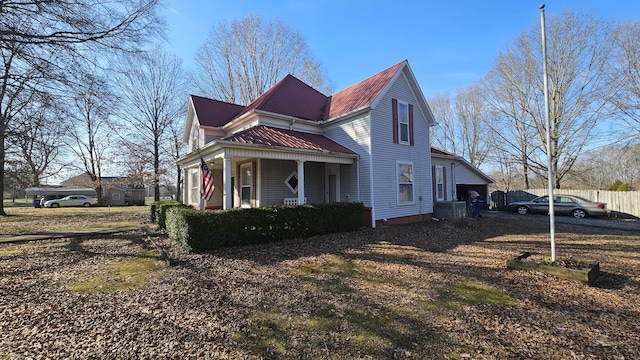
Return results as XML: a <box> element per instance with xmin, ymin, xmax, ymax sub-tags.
<box><xmin>325</xmin><ymin>164</ymin><xmax>340</xmax><ymax>203</ymax></box>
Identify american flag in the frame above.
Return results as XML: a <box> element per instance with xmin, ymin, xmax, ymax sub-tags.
<box><xmin>200</xmin><ymin>156</ymin><xmax>215</xmax><ymax>201</ymax></box>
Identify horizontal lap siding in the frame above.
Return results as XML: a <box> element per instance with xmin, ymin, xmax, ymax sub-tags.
<box><xmin>324</xmin><ymin>115</ymin><xmax>372</xmax><ymax>206</ymax></box>
<box><xmin>261</xmin><ymin>159</ymin><xmax>297</xmax><ymax>205</ymax></box>
<box><xmin>260</xmin><ymin>159</ymin><xmax>324</xmax><ymax>205</ymax></box>
<box><xmin>304</xmin><ymin>162</ymin><xmax>324</xmax><ymax>204</ymax></box>
<box><xmin>371</xmin><ymin>72</ymin><xmax>433</xmax><ymax>221</ymax></box>
<box><xmin>431</xmin><ymin>159</ymin><xmax>488</xmax><ymax>185</ymax></box>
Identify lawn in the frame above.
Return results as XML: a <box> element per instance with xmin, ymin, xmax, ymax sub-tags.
<box><xmin>0</xmin><ymin>210</ymin><xmax>638</xmax><ymax>359</ymax></box>
<box><xmin>0</xmin><ymin>203</ymin><xmax>151</xmax><ymax>235</ymax></box>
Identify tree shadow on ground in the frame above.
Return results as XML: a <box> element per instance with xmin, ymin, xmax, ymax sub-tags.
<box><xmin>591</xmin><ymin>271</ymin><xmax>631</xmax><ymax>289</ymax></box>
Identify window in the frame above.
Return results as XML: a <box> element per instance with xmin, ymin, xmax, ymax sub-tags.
<box><xmin>285</xmin><ymin>171</ymin><xmax>298</xmax><ymax>193</ymax></box>
<box><xmin>435</xmin><ymin>166</ymin><xmax>444</xmax><ymax>201</ymax></box>
<box><xmin>112</xmin><ymin>193</ymin><xmax>121</xmax><ymax>201</ymax></box>
<box><xmin>392</xmin><ymin>99</ymin><xmax>413</xmax><ymax>145</ymax></box>
<box><xmin>191</xmin><ymin>125</ymin><xmax>198</xmax><ymax>149</ymax></box>
<box><xmin>191</xmin><ymin>170</ymin><xmax>199</xmax><ymax>204</ymax></box>
<box><xmin>398</xmin><ymin>101</ymin><xmax>409</xmax><ymax>144</ymax></box>
<box><xmin>240</xmin><ymin>163</ymin><xmax>252</xmax><ymax>207</ymax></box>
<box><xmin>397</xmin><ymin>161</ymin><xmax>414</xmax><ymax>204</ymax></box>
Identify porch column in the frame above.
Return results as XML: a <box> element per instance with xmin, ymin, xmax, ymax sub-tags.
<box><xmin>223</xmin><ymin>157</ymin><xmax>232</xmax><ymax>209</ymax></box>
<box><xmin>182</xmin><ymin>167</ymin><xmax>189</xmax><ymax>205</ymax></box>
<box><xmin>297</xmin><ymin>160</ymin><xmax>305</xmax><ymax>204</ymax></box>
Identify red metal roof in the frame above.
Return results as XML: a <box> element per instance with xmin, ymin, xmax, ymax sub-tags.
<box><xmin>224</xmin><ymin>125</ymin><xmax>356</xmax><ymax>154</ymax></box>
<box><xmin>191</xmin><ymin>61</ymin><xmax>407</xmax><ymax>128</ymax></box>
<box><xmin>238</xmin><ymin>74</ymin><xmax>330</xmax><ymax>121</ymax></box>
<box><xmin>430</xmin><ymin>147</ymin><xmax>457</xmax><ymax>156</ymax></box>
<box><xmin>190</xmin><ymin>95</ymin><xmax>245</xmax><ymax>127</ymax></box>
<box><xmin>327</xmin><ymin>60</ymin><xmax>406</xmax><ymax>119</ymax></box>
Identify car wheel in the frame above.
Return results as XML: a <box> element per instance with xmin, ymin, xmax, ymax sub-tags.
<box><xmin>572</xmin><ymin>209</ymin><xmax>587</xmax><ymax>219</ymax></box>
<box><xmin>83</xmin><ymin>202</ymin><xmax>91</xmax><ymax>207</ymax></box>
<box><xmin>516</xmin><ymin>205</ymin><xmax>529</xmax><ymax>215</ymax></box>
<box><xmin>51</xmin><ymin>203</ymin><xmax>60</xmax><ymax>208</ymax></box>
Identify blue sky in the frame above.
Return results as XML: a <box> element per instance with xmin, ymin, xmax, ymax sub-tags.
<box><xmin>163</xmin><ymin>0</ymin><xmax>640</xmax><ymax>97</ymax></box>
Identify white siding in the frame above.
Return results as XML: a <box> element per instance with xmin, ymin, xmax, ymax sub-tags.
<box><xmin>370</xmin><ymin>72</ymin><xmax>433</xmax><ymax>221</ymax></box>
<box><xmin>260</xmin><ymin>159</ymin><xmax>324</xmax><ymax>205</ymax></box>
<box><xmin>455</xmin><ymin>168</ymin><xmax>488</xmax><ymax>184</ymax></box>
<box><xmin>323</xmin><ymin>114</ymin><xmax>372</xmax><ymax>206</ymax></box>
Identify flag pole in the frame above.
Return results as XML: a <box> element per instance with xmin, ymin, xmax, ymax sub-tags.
<box><xmin>197</xmin><ymin>148</ymin><xmax>205</xmax><ymax>212</ymax></box>
<box><xmin>540</xmin><ymin>4</ymin><xmax>556</xmax><ymax>261</ymax></box>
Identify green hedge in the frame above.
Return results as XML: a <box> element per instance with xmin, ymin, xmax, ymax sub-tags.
<box><xmin>150</xmin><ymin>200</ymin><xmax>190</xmax><ymax>230</ymax></box>
<box><xmin>165</xmin><ymin>202</ymin><xmax>364</xmax><ymax>252</ymax></box>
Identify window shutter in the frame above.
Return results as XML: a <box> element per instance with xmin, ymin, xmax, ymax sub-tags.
<box><xmin>432</xmin><ymin>166</ymin><xmax>436</xmax><ymax>201</ymax></box>
<box><xmin>408</xmin><ymin>103</ymin><xmax>414</xmax><ymax>146</ymax></box>
<box><xmin>443</xmin><ymin>166</ymin><xmax>447</xmax><ymax>200</ymax></box>
<box><xmin>392</xmin><ymin>98</ymin><xmax>398</xmax><ymax>144</ymax></box>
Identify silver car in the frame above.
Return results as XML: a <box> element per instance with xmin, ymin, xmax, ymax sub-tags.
<box><xmin>43</xmin><ymin>195</ymin><xmax>98</xmax><ymax>208</ymax></box>
<box><xmin>509</xmin><ymin>195</ymin><xmax>607</xmax><ymax>219</ymax></box>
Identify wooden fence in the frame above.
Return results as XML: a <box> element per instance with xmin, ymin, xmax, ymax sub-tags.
<box><xmin>491</xmin><ymin>189</ymin><xmax>640</xmax><ymax>219</ymax></box>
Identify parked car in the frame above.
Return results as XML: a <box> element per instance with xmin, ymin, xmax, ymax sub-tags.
<box><xmin>43</xmin><ymin>195</ymin><xmax>98</xmax><ymax>208</ymax></box>
<box><xmin>508</xmin><ymin>195</ymin><xmax>607</xmax><ymax>219</ymax></box>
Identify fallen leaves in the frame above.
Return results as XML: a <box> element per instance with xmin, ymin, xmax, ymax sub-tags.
<box><xmin>0</xmin><ymin>214</ymin><xmax>639</xmax><ymax>359</ymax></box>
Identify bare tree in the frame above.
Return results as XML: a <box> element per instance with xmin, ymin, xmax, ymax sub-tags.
<box><xmin>454</xmin><ymin>83</ymin><xmax>493</xmax><ymax>168</ymax></box>
<box><xmin>115</xmin><ymin>51</ymin><xmax>186</xmax><ymax>202</ymax></box>
<box><xmin>63</xmin><ymin>73</ymin><xmax>117</xmax><ymax>205</ymax></box>
<box><xmin>7</xmin><ymin>98</ymin><xmax>63</xmax><ymax>187</ymax></box>
<box><xmin>484</xmin><ymin>41</ymin><xmax>539</xmax><ymax>189</ymax></box>
<box><xmin>0</xmin><ymin>0</ymin><xmax>162</xmax><ymax>215</ymax></box>
<box><xmin>193</xmin><ymin>14</ymin><xmax>333</xmax><ymax>105</ymax></box>
<box><xmin>609</xmin><ymin>22</ymin><xmax>640</xmax><ymax>139</ymax></box>
<box><xmin>166</xmin><ymin>113</ymin><xmax>186</xmax><ymax>202</ymax></box>
<box><xmin>567</xmin><ymin>144</ymin><xmax>640</xmax><ymax>190</ymax></box>
<box><xmin>427</xmin><ymin>84</ymin><xmax>492</xmax><ymax>168</ymax></box>
<box><xmin>485</xmin><ymin>10</ymin><xmax>614</xmax><ymax>189</ymax></box>
<box><xmin>427</xmin><ymin>92</ymin><xmax>457</xmax><ymax>151</ymax></box>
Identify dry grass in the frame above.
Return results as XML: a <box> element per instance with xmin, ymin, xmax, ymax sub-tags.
<box><xmin>0</xmin><ymin>205</ymin><xmax>150</xmax><ymax>235</ymax></box>
<box><xmin>0</xmin><ymin>211</ymin><xmax>639</xmax><ymax>359</ymax></box>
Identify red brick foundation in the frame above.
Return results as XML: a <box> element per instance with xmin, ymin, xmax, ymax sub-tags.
<box><xmin>374</xmin><ymin>213</ymin><xmax>432</xmax><ymax>227</ymax></box>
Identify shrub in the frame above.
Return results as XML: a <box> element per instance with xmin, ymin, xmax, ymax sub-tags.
<box><xmin>608</xmin><ymin>180</ymin><xmax>633</xmax><ymax>191</ymax></box>
<box><xmin>165</xmin><ymin>202</ymin><xmax>364</xmax><ymax>252</ymax></box>
<box><xmin>151</xmin><ymin>200</ymin><xmax>188</xmax><ymax>230</ymax></box>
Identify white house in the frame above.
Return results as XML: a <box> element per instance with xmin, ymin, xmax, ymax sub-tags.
<box><xmin>176</xmin><ymin>60</ymin><xmax>436</xmax><ymax>227</ymax></box>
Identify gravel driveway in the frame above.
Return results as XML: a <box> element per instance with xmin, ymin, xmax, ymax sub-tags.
<box><xmin>484</xmin><ymin>210</ymin><xmax>640</xmax><ymax>232</ymax></box>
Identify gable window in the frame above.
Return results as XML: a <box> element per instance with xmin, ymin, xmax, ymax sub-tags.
<box><xmin>191</xmin><ymin>125</ymin><xmax>198</xmax><ymax>150</ymax></box>
<box><xmin>435</xmin><ymin>166</ymin><xmax>445</xmax><ymax>201</ymax></box>
<box><xmin>240</xmin><ymin>163</ymin><xmax>252</xmax><ymax>207</ymax></box>
<box><xmin>398</xmin><ymin>101</ymin><xmax>409</xmax><ymax>144</ymax></box>
<box><xmin>392</xmin><ymin>99</ymin><xmax>414</xmax><ymax>145</ymax></box>
<box><xmin>397</xmin><ymin>161</ymin><xmax>414</xmax><ymax>204</ymax></box>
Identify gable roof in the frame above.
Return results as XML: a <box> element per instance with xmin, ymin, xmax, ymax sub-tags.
<box><xmin>238</xmin><ymin>75</ymin><xmax>329</xmax><ymax>121</ymax></box>
<box><xmin>191</xmin><ymin>95</ymin><xmax>245</xmax><ymax>127</ymax></box>
<box><xmin>430</xmin><ymin>147</ymin><xmax>494</xmax><ymax>183</ymax></box>
<box><xmin>188</xmin><ymin>59</ymin><xmax>434</xmax><ymax>130</ymax></box>
<box><xmin>224</xmin><ymin>125</ymin><xmax>355</xmax><ymax>154</ymax></box>
<box><xmin>327</xmin><ymin>60</ymin><xmax>406</xmax><ymax>119</ymax></box>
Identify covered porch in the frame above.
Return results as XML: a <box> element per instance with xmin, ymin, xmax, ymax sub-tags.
<box><xmin>177</xmin><ymin>140</ymin><xmax>358</xmax><ymax>210</ymax></box>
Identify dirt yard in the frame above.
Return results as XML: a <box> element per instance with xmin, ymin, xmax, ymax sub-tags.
<box><xmin>0</xmin><ymin>212</ymin><xmax>638</xmax><ymax>359</ymax></box>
